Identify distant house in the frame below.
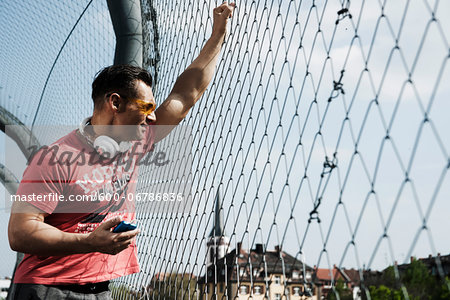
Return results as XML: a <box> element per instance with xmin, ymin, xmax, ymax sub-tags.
<box><xmin>198</xmin><ymin>243</ymin><xmax>317</xmax><ymax>299</ymax></box>
<box><xmin>396</xmin><ymin>253</ymin><xmax>450</xmax><ymax>276</ymax></box>
<box><xmin>313</xmin><ymin>253</ymin><xmax>450</xmax><ymax>300</ymax></box>
<box><xmin>313</xmin><ymin>266</ymin><xmax>361</xmax><ymax>299</ymax></box>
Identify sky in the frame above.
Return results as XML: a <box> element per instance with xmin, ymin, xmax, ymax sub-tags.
<box><xmin>0</xmin><ymin>0</ymin><xmax>449</xmax><ymax>284</ymax></box>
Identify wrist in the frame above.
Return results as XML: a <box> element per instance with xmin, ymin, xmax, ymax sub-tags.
<box><xmin>210</xmin><ymin>30</ymin><xmax>226</xmax><ymax>42</ymax></box>
<box><xmin>78</xmin><ymin>233</ymin><xmax>94</xmax><ymax>253</ymax></box>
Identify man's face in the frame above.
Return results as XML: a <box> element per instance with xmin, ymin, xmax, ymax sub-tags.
<box><xmin>113</xmin><ymin>80</ymin><xmax>156</xmax><ymax>141</ymax></box>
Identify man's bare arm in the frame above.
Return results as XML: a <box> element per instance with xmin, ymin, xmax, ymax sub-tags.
<box><xmin>153</xmin><ymin>2</ymin><xmax>235</xmax><ymax>142</ymax></box>
<box><xmin>8</xmin><ymin>202</ymin><xmax>138</xmax><ymax>256</ymax></box>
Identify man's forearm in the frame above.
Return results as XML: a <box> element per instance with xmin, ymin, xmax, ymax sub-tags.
<box><xmin>9</xmin><ymin>217</ymin><xmax>91</xmax><ymax>256</ymax></box>
<box><xmin>170</xmin><ymin>32</ymin><xmax>225</xmax><ymax>106</ymax></box>
<box><xmin>9</xmin><ymin>207</ymin><xmax>137</xmax><ymax>256</ymax></box>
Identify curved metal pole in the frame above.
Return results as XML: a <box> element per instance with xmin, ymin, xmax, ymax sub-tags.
<box><xmin>0</xmin><ymin>163</ymin><xmax>22</xmax><ymax>300</ymax></box>
<box><xmin>0</xmin><ymin>106</ymin><xmax>40</xmax><ymax>300</ymax></box>
<box><xmin>107</xmin><ymin>0</ymin><xmax>143</xmax><ymax>67</ymax></box>
<box><xmin>0</xmin><ymin>106</ymin><xmax>41</xmax><ymax>160</ymax></box>
<box><xmin>0</xmin><ymin>163</ymin><xmax>19</xmax><ymax>196</ymax></box>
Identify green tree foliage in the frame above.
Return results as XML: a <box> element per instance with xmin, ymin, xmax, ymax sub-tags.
<box><xmin>363</xmin><ymin>258</ymin><xmax>450</xmax><ymax>300</ymax></box>
<box><xmin>327</xmin><ymin>279</ymin><xmax>353</xmax><ymax>300</ymax></box>
<box><xmin>368</xmin><ymin>285</ymin><xmax>403</xmax><ymax>300</ymax></box>
<box><xmin>402</xmin><ymin>259</ymin><xmax>435</xmax><ymax>299</ymax></box>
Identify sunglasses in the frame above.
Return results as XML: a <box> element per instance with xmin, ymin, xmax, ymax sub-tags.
<box><xmin>107</xmin><ymin>93</ymin><xmax>156</xmax><ymax>115</ymax></box>
<box><xmin>131</xmin><ymin>98</ymin><xmax>156</xmax><ymax>115</ymax></box>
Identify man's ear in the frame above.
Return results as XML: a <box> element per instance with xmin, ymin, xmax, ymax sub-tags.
<box><xmin>108</xmin><ymin>93</ymin><xmax>122</xmax><ymax>112</ymax></box>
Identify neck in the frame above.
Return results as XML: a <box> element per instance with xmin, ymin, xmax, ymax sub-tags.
<box><xmin>90</xmin><ymin>112</ymin><xmax>109</xmax><ymax>126</ymax></box>
<box><xmin>89</xmin><ymin>111</ymin><xmax>122</xmax><ymax>143</ymax></box>
<box><xmin>90</xmin><ymin>111</ymin><xmax>112</xmax><ymax>136</ymax></box>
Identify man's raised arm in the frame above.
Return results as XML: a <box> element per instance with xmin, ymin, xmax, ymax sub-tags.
<box><xmin>153</xmin><ymin>2</ymin><xmax>235</xmax><ymax>141</ymax></box>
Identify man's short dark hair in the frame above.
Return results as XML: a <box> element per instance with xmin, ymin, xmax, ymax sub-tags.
<box><xmin>91</xmin><ymin>65</ymin><xmax>153</xmax><ymax>108</ymax></box>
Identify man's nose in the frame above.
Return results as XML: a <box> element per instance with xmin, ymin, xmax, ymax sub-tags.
<box><xmin>146</xmin><ymin>111</ymin><xmax>156</xmax><ymax>124</ymax></box>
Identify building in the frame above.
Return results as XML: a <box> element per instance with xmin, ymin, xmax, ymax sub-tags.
<box><xmin>199</xmin><ymin>243</ymin><xmax>317</xmax><ymax>300</ymax></box>
<box><xmin>396</xmin><ymin>253</ymin><xmax>450</xmax><ymax>276</ymax></box>
<box><xmin>199</xmin><ymin>191</ymin><xmax>316</xmax><ymax>299</ymax></box>
<box><xmin>313</xmin><ymin>266</ymin><xmax>361</xmax><ymax>299</ymax></box>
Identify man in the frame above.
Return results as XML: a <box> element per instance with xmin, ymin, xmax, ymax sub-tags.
<box><xmin>8</xmin><ymin>2</ymin><xmax>235</xmax><ymax>299</ymax></box>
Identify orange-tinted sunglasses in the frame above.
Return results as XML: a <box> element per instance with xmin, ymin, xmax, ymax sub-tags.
<box><xmin>108</xmin><ymin>93</ymin><xmax>156</xmax><ymax>115</ymax></box>
<box><xmin>131</xmin><ymin>98</ymin><xmax>156</xmax><ymax>115</ymax></box>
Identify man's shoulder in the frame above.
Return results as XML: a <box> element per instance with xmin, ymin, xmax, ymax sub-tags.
<box><xmin>52</xmin><ymin>129</ymin><xmax>83</xmax><ymax>148</ymax></box>
<box><xmin>29</xmin><ymin>130</ymin><xmax>87</xmax><ymax>165</ymax></box>
<box><xmin>45</xmin><ymin>129</ymin><xmax>89</xmax><ymax>151</ymax></box>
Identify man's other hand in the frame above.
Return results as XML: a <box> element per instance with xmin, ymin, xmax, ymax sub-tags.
<box><xmin>85</xmin><ymin>217</ymin><xmax>140</xmax><ymax>255</ymax></box>
<box><xmin>212</xmin><ymin>1</ymin><xmax>236</xmax><ymax>37</ymax></box>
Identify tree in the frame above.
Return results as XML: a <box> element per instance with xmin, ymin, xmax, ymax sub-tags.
<box><xmin>327</xmin><ymin>279</ymin><xmax>353</xmax><ymax>300</ymax></box>
<box><xmin>368</xmin><ymin>285</ymin><xmax>403</xmax><ymax>300</ymax></box>
<box><xmin>402</xmin><ymin>258</ymin><xmax>435</xmax><ymax>300</ymax></box>
<box><xmin>362</xmin><ymin>258</ymin><xmax>449</xmax><ymax>300</ymax></box>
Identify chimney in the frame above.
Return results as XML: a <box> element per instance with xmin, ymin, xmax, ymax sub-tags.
<box><xmin>410</xmin><ymin>256</ymin><xmax>414</xmax><ymax>263</ymax></box>
<box><xmin>237</xmin><ymin>242</ymin><xmax>242</xmax><ymax>254</ymax></box>
<box><xmin>255</xmin><ymin>244</ymin><xmax>264</xmax><ymax>254</ymax></box>
<box><xmin>275</xmin><ymin>245</ymin><xmax>281</xmax><ymax>253</ymax></box>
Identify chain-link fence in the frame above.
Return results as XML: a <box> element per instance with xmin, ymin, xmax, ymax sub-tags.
<box><xmin>1</xmin><ymin>0</ymin><xmax>449</xmax><ymax>299</ymax></box>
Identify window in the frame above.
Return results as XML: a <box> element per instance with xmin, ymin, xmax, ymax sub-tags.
<box><xmin>219</xmin><ymin>283</ymin><xmax>224</xmax><ymax>293</ymax></box>
<box><xmin>292</xmin><ymin>286</ymin><xmax>301</xmax><ymax>296</ymax></box>
<box><xmin>292</xmin><ymin>270</ymin><xmax>300</xmax><ymax>279</ymax></box>
<box><xmin>273</xmin><ymin>275</ymin><xmax>281</xmax><ymax>285</ymax></box>
<box><xmin>253</xmin><ymin>285</ymin><xmax>264</xmax><ymax>295</ymax></box>
<box><xmin>239</xmin><ymin>285</ymin><xmax>249</xmax><ymax>295</ymax></box>
<box><xmin>274</xmin><ymin>293</ymin><xmax>281</xmax><ymax>300</ymax></box>
<box><xmin>239</xmin><ymin>267</ymin><xmax>246</xmax><ymax>277</ymax></box>
<box><xmin>305</xmin><ymin>272</ymin><xmax>312</xmax><ymax>280</ymax></box>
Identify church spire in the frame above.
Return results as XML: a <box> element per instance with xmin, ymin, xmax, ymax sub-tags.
<box><xmin>209</xmin><ymin>189</ymin><xmax>225</xmax><ymax>238</ymax></box>
<box><xmin>206</xmin><ymin>189</ymin><xmax>230</xmax><ymax>267</ymax></box>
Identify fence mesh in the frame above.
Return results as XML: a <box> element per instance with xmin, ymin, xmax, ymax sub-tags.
<box><xmin>1</xmin><ymin>0</ymin><xmax>450</xmax><ymax>299</ymax></box>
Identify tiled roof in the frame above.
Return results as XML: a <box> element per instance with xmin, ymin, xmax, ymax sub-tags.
<box><xmin>199</xmin><ymin>244</ymin><xmax>313</xmax><ymax>284</ymax></box>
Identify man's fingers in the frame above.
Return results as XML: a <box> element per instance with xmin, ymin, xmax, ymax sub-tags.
<box><xmin>101</xmin><ymin>217</ymin><xmax>122</xmax><ymax>230</ymax></box>
<box><xmin>115</xmin><ymin>229</ymin><xmax>140</xmax><ymax>242</ymax></box>
<box><xmin>214</xmin><ymin>2</ymin><xmax>235</xmax><ymax>16</ymax></box>
<box><xmin>221</xmin><ymin>1</ymin><xmax>236</xmax><ymax>6</ymax></box>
